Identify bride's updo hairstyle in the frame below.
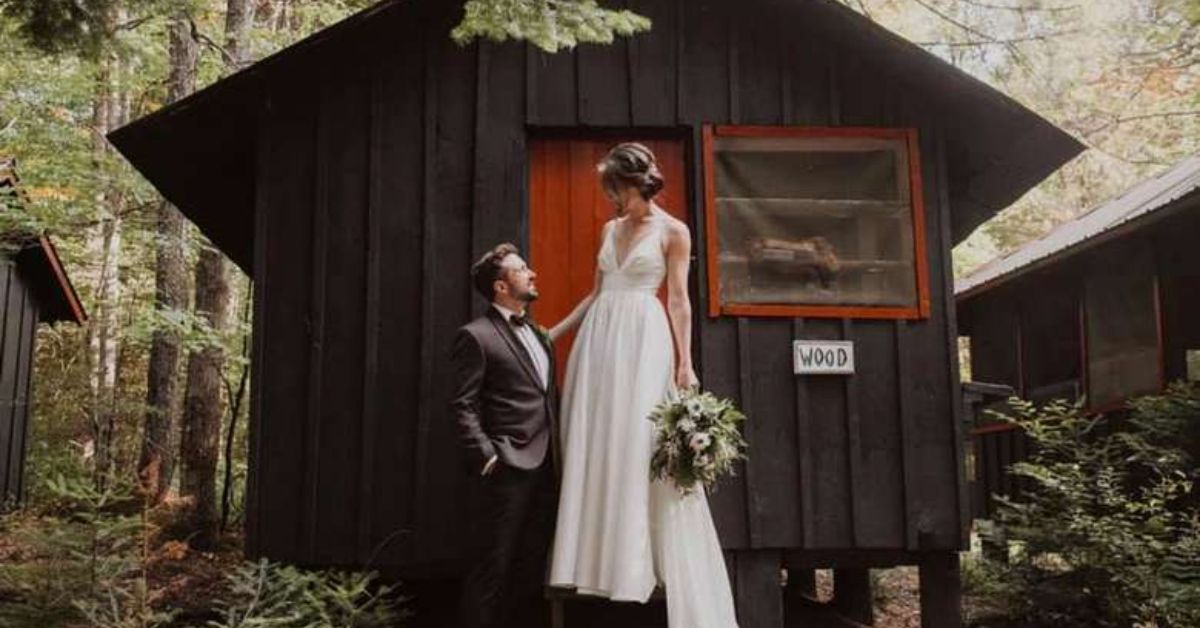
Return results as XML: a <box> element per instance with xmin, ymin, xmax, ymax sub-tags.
<box><xmin>598</xmin><ymin>142</ymin><xmax>665</xmax><ymax>200</ymax></box>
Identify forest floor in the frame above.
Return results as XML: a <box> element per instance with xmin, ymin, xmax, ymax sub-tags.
<box><xmin>0</xmin><ymin>511</ymin><xmax>1010</xmax><ymax>627</ymax></box>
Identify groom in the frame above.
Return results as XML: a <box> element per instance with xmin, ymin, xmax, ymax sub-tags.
<box><xmin>451</xmin><ymin>242</ymin><xmax>560</xmax><ymax>628</ymax></box>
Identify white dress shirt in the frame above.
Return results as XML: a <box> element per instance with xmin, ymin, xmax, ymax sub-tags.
<box><xmin>493</xmin><ymin>303</ymin><xmax>550</xmax><ymax>389</ymax></box>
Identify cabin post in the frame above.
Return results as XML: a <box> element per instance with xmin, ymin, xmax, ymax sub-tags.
<box><xmin>918</xmin><ymin>552</ymin><xmax>962</xmax><ymax>628</ymax></box>
<box><xmin>783</xmin><ymin>551</ymin><xmax>817</xmax><ymax>599</ymax></box>
<box><xmin>734</xmin><ymin>550</ymin><xmax>785</xmax><ymax>628</ymax></box>
<box><xmin>833</xmin><ymin>568</ymin><xmax>874</xmax><ymax>625</ymax></box>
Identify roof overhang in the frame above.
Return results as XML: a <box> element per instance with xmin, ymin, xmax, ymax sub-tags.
<box><xmin>2</xmin><ymin>159</ymin><xmax>87</xmax><ymax>324</ymax></box>
<box><xmin>108</xmin><ymin>0</ymin><xmax>1083</xmax><ymax>274</ymax></box>
<box><xmin>19</xmin><ymin>235</ymin><xmax>88</xmax><ymax>325</ymax></box>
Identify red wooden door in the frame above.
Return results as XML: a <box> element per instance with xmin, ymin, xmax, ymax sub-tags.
<box><xmin>529</xmin><ymin>137</ymin><xmax>688</xmax><ymax>382</ymax></box>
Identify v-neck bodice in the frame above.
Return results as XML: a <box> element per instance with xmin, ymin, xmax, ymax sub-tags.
<box><xmin>598</xmin><ymin>215</ymin><xmax>666</xmax><ymax>294</ymax></box>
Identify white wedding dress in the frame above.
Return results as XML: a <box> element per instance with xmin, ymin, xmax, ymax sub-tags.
<box><xmin>549</xmin><ymin>212</ymin><xmax>739</xmax><ymax>628</ymax></box>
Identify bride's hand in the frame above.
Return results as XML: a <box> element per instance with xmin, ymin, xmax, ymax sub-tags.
<box><xmin>675</xmin><ymin>365</ymin><xmax>699</xmax><ymax>390</ymax></box>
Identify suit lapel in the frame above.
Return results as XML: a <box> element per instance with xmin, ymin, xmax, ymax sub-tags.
<box><xmin>487</xmin><ymin>308</ymin><xmax>546</xmax><ymax>393</ymax></box>
<box><xmin>529</xmin><ymin>319</ymin><xmax>556</xmax><ymax>389</ymax></box>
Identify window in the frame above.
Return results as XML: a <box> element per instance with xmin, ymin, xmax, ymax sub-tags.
<box><xmin>1084</xmin><ymin>251</ymin><xmax>1162</xmax><ymax>409</ymax></box>
<box><xmin>702</xmin><ymin>125</ymin><xmax>930</xmax><ymax>319</ymax></box>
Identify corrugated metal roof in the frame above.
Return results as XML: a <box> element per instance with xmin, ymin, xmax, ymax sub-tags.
<box><xmin>956</xmin><ymin>155</ymin><xmax>1200</xmax><ymax>298</ymax></box>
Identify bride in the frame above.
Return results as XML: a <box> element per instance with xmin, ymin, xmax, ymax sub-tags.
<box><xmin>547</xmin><ymin>143</ymin><xmax>739</xmax><ymax>628</ymax></box>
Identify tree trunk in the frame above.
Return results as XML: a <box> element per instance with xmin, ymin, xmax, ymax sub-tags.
<box><xmin>138</xmin><ymin>13</ymin><xmax>196</xmax><ymax>504</ymax></box>
<box><xmin>178</xmin><ymin>0</ymin><xmax>249</xmax><ymax>548</ymax></box>
<box><xmin>180</xmin><ymin>246</ymin><xmax>229</xmax><ymax>548</ymax></box>
<box><xmin>89</xmin><ymin>199</ymin><xmax>121</xmax><ymax>484</ymax></box>
<box><xmin>225</xmin><ymin>0</ymin><xmax>253</xmax><ymax>71</ymax></box>
<box><xmin>86</xmin><ymin>3</ymin><xmax>127</xmax><ymax>487</ymax></box>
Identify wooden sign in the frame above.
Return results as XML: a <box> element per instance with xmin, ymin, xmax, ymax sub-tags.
<box><xmin>794</xmin><ymin>340</ymin><xmax>855</xmax><ymax>375</ymax></box>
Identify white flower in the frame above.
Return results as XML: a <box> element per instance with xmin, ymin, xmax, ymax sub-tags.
<box><xmin>685</xmin><ymin>399</ymin><xmax>703</xmax><ymax>417</ymax></box>
<box><xmin>694</xmin><ymin>453</ymin><xmax>711</xmax><ymax>468</ymax></box>
<box><xmin>677</xmin><ymin>418</ymin><xmax>696</xmax><ymax>433</ymax></box>
<box><xmin>689</xmin><ymin>432</ymin><xmax>712</xmax><ymax>452</ymax></box>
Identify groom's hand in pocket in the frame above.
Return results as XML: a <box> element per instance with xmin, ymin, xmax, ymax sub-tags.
<box><xmin>481</xmin><ymin>453</ymin><xmax>499</xmax><ymax>476</ymax></box>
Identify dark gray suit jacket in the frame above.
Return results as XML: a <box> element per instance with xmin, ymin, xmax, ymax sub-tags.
<box><xmin>450</xmin><ymin>306</ymin><xmax>560</xmax><ymax>475</ymax></box>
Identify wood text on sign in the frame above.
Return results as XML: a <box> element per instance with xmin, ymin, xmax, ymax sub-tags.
<box><xmin>794</xmin><ymin>340</ymin><xmax>855</xmax><ymax>375</ymax></box>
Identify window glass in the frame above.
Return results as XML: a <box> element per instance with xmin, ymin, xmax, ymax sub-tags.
<box><xmin>710</xmin><ymin>133</ymin><xmax>918</xmax><ymax>310</ymax></box>
<box><xmin>1085</xmin><ymin>251</ymin><xmax>1160</xmax><ymax>408</ymax></box>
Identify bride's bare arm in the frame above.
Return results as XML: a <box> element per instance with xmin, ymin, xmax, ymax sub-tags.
<box><xmin>549</xmin><ymin>267</ymin><xmax>601</xmax><ymax>342</ymax></box>
<box><xmin>664</xmin><ymin>220</ymin><xmax>698</xmax><ymax>389</ymax></box>
<box><xmin>549</xmin><ymin>222</ymin><xmax>612</xmax><ymax>342</ymax></box>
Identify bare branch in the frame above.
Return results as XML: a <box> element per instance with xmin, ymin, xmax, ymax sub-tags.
<box><xmin>955</xmin><ymin>0</ymin><xmax>1080</xmax><ymax>13</ymax></box>
<box><xmin>1082</xmin><ymin>110</ymin><xmax>1200</xmax><ymax>137</ymax></box>
<box><xmin>912</xmin><ymin>0</ymin><xmax>998</xmax><ymax>43</ymax></box>
<box><xmin>855</xmin><ymin>0</ymin><xmax>873</xmax><ymax>20</ymax></box>
<box><xmin>115</xmin><ymin>15</ymin><xmax>155</xmax><ymax>31</ymax></box>
<box><xmin>912</xmin><ymin>0</ymin><xmax>1043</xmax><ymax>72</ymax></box>
<box><xmin>188</xmin><ymin>19</ymin><xmax>237</xmax><ymax>66</ymax></box>
<box><xmin>915</xmin><ymin>30</ymin><xmax>1080</xmax><ymax>48</ymax></box>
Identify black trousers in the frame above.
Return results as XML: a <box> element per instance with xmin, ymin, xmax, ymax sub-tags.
<box><xmin>459</xmin><ymin>458</ymin><xmax>557</xmax><ymax>628</ymax></box>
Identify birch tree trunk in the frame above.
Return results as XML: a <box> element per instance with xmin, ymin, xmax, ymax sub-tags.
<box><xmin>139</xmin><ymin>12</ymin><xmax>196</xmax><ymax>504</ymax></box>
<box><xmin>86</xmin><ymin>3</ymin><xmax>125</xmax><ymax>488</ymax></box>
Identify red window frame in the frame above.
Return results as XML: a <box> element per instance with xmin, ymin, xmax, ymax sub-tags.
<box><xmin>702</xmin><ymin>124</ymin><xmax>932</xmax><ymax>320</ymax></box>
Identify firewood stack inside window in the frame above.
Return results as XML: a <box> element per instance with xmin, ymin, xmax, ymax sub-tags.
<box><xmin>711</xmin><ymin>132</ymin><xmax>919</xmax><ymax>310</ymax></box>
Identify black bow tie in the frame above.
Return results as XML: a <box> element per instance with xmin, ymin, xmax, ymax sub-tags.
<box><xmin>509</xmin><ymin>313</ymin><xmax>529</xmax><ymax>328</ymax></box>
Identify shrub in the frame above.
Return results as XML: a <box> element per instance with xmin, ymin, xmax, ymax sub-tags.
<box><xmin>981</xmin><ymin>384</ymin><xmax>1200</xmax><ymax>627</ymax></box>
<box><xmin>0</xmin><ymin>473</ymin><xmax>173</xmax><ymax>628</ymax></box>
<box><xmin>207</xmin><ymin>559</ymin><xmax>410</xmax><ymax>628</ymax></box>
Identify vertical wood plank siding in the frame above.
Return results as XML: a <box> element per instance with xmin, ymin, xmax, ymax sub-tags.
<box><xmin>13</xmin><ymin>291</ymin><xmax>36</xmax><ymax>505</ymax></box>
<box><xmin>0</xmin><ymin>263</ymin><xmax>18</xmax><ymax>504</ymax></box>
<box><xmin>313</xmin><ymin>46</ymin><xmax>369</xmax><ymax>565</ymax></box>
<box><xmin>0</xmin><ymin>261</ymin><xmax>39</xmax><ymax>508</ymax></box>
<box><xmin>414</xmin><ymin>0</ymin><xmax>478</xmax><ymax>568</ymax></box>
<box><xmin>245</xmin><ymin>0</ymin><xmax>967</xmax><ymax>572</ymax></box>
<box><xmin>370</xmin><ymin>18</ymin><xmax>425</xmax><ymax>567</ymax></box>
<box><xmin>254</xmin><ymin>73</ymin><xmax>316</xmax><ymax>562</ymax></box>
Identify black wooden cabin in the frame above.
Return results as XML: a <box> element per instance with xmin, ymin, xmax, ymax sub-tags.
<box><xmin>108</xmin><ymin>0</ymin><xmax>1081</xmax><ymax>624</ymax></box>
<box><xmin>957</xmin><ymin>155</ymin><xmax>1200</xmax><ymax>522</ymax></box>
<box><xmin>0</xmin><ymin>159</ymin><xmax>88</xmax><ymax>509</ymax></box>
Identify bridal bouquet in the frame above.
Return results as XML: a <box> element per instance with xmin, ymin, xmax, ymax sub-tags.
<box><xmin>648</xmin><ymin>387</ymin><xmax>748</xmax><ymax>494</ymax></box>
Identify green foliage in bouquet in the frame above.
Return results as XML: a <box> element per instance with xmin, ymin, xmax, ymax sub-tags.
<box><xmin>648</xmin><ymin>388</ymin><xmax>748</xmax><ymax>494</ymax></box>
